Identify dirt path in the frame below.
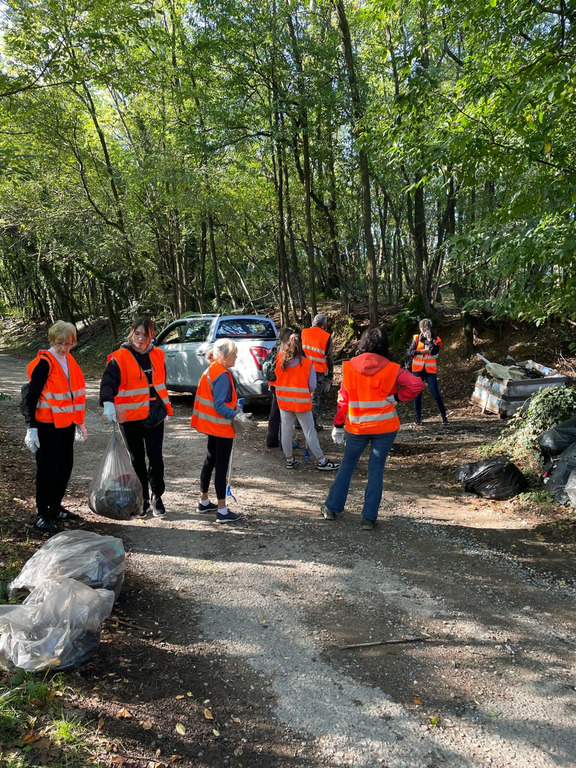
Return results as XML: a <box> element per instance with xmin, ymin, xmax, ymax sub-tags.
<box><xmin>1</xmin><ymin>351</ymin><xmax>575</xmax><ymax>768</ymax></box>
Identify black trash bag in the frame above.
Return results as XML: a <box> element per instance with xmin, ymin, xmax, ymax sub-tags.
<box><xmin>542</xmin><ymin>442</ymin><xmax>576</xmax><ymax>505</ymax></box>
<box><xmin>537</xmin><ymin>416</ymin><xmax>576</xmax><ymax>458</ymax></box>
<box><xmin>88</xmin><ymin>430</ymin><xmax>143</xmax><ymax>520</ymax></box>
<box><xmin>458</xmin><ymin>456</ymin><xmax>527</xmax><ymax>500</ymax></box>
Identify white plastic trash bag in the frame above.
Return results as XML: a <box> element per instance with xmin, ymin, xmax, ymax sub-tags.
<box><xmin>89</xmin><ymin>430</ymin><xmax>143</xmax><ymax>520</ymax></box>
<box><xmin>9</xmin><ymin>530</ymin><xmax>125</xmax><ymax>600</ymax></box>
<box><xmin>0</xmin><ymin>579</ymin><xmax>114</xmax><ymax>671</ymax></box>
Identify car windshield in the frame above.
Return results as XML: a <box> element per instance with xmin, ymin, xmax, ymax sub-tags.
<box><xmin>215</xmin><ymin>319</ymin><xmax>276</xmax><ymax>340</ymax></box>
<box><xmin>158</xmin><ymin>319</ymin><xmax>213</xmax><ymax>344</ymax></box>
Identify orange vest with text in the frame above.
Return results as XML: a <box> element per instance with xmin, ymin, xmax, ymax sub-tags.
<box><xmin>274</xmin><ymin>354</ymin><xmax>313</xmax><ymax>412</ymax></box>
<box><xmin>343</xmin><ymin>360</ymin><xmax>401</xmax><ymax>435</ymax></box>
<box><xmin>301</xmin><ymin>326</ymin><xmax>329</xmax><ymax>374</ymax></box>
<box><xmin>27</xmin><ymin>350</ymin><xmax>86</xmax><ymax>427</ymax></box>
<box><xmin>411</xmin><ymin>334</ymin><xmax>442</xmax><ymax>374</ymax></box>
<box><xmin>108</xmin><ymin>347</ymin><xmax>173</xmax><ymax>423</ymax></box>
<box><xmin>190</xmin><ymin>362</ymin><xmax>237</xmax><ymax>438</ymax></box>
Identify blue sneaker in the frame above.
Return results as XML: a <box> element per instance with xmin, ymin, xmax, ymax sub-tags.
<box><xmin>216</xmin><ymin>510</ymin><xmax>243</xmax><ymax>523</ymax></box>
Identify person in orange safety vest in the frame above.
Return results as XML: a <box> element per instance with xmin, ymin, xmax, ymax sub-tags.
<box><xmin>191</xmin><ymin>338</ymin><xmax>244</xmax><ymax>523</ymax></box>
<box><xmin>301</xmin><ymin>313</ymin><xmax>334</xmax><ymax>430</ymax></box>
<box><xmin>100</xmin><ymin>317</ymin><xmax>173</xmax><ymax>519</ymax></box>
<box><xmin>406</xmin><ymin>318</ymin><xmax>449</xmax><ymax>427</ymax></box>
<box><xmin>23</xmin><ymin>320</ymin><xmax>87</xmax><ymax>535</ymax></box>
<box><xmin>321</xmin><ymin>327</ymin><xmax>425</xmax><ymax>530</ymax></box>
<box><xmin>274</xmin><ymin>333</ymin><xmax>339</xmax><ymax>472</ymax></box>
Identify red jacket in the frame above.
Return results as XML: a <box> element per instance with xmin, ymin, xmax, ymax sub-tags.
<box><xmin>334</xmin><ymin>353</ymin><xmax>425</xmax><ymax>427</ymax></box>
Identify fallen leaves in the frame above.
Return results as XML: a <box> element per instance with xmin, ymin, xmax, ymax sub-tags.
<box><xmin>175</xmin><ymin>723</ymin><xmax>186</xmax><ymax>735</ymax></box>
<box><xmin>203</xmin><ymin>708</ymin><xmax>214</xmax><ymax>720</ymax></box>
<box><xmin>116</xmin><ymin>707</ymin><xmax>133</xmax><ymax>719</ymax></box>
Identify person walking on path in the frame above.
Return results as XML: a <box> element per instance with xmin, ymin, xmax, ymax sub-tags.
<box><xmin>100</xmin><ymin>317</ymin><xmax>173</xmax><ymax>519</ymax></box>
<box><xmin>191</xmin><ymin>338</ymin><xmax>244</xmax><ymax>523</ymax></box>
<box><xmin>407</xmin><ymin>318</ymin><xmax>449</xmax><ymax>427</ymax></box>
<box><xmin>23</xmin><ymin>320</ymin><xmax>87</xmax><ymax>535</ymax></box>
<box><xmin>265</xmin><ymin>326</ymin><xmax>294</xmax><ymax>448</ymax></box>
<box><xmin>321</xmin><ymin>327</ymin><xmax>425</xmax><ymax>530</ymax></box>
<box><xmin>274</xmin><ymin>334</ymin><xmax>339</xmax><ymax>472</ymax></box>
<box><xmin>301</xmin><ymin>313</ymin><xmax>334</xmax><ymax>430</ymax></box>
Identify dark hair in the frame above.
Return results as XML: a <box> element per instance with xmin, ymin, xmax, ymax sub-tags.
<box><xmin>281</xmin><ymin>333</ymin><xmax>303</xmax><ymax>369</ymax></box>
<box><xmin>356</xmin><ymin>327</ymin><xmax>389</xmax><ymax>357</ymax></box>
<box><xmin>278</xmin><ymin>327</ymin><xmax>293</xmax><ymax>345</ymax></box>
<box><xmin>130</xmin><ymin>316</ymin><xmax>155</xmax><ymax>338</ymax></box>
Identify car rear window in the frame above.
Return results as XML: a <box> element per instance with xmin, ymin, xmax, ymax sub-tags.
<box><xmin>215</xmin><ymin>319</ymin><xmax>276</xmax><ymax>340</ymax></box>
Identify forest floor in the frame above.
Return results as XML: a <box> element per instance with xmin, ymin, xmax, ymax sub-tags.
<box><xmin>1</xmin><ymin>317</ymin><xmax>576</xmax><ymax>768</ymax></box>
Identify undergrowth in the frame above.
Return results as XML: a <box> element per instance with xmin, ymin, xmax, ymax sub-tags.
<box><xmin>489</xmin><ymin>386</ymin><xmax>576</xmax><ymax>472</ymax></box>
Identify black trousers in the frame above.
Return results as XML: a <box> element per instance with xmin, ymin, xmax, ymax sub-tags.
<box><xmin>120</xmin><ymin>420</ymin><xmax>165</xmax><ymax>501</ymax></box>
<box><xmin>36</xmin><ymin>422</ymin><xmax>75</xmax><ymax>518</ymax></box>
<box><xmin>200</xmin><ymin>434</ymin><xmax>234</xmax><ymax>501</ymax></box>
<box><xmin>266</xmin><ymin>391</ymin><xmax>281</xmax><ymax>447</ymax></box>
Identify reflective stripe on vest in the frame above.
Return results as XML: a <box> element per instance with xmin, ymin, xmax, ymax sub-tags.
<box><xmin>190</xmin><ymin>362</ymin><xmax>237</xmax><ymax>438</ymax></box>
<box><xmin>274</xmin><ymin>354</ymin><xmax>313</xmax><ymax>412</ymax></box>
<box><xmin>27</xmin><ymin>350</ymin><xmax>86</xmax><ymax>428</ymax></box>
<box><xmin>411</xmin><ymin>334</ymin><xmax>442</xmax><ymax>374</ymax></box>
<box><xmin>109</xmin><ymin>347</ymin><xmax>173</xmax><ymax>422</ymax></box>
<box><xmin>301</xmin><ymin>327</ymin><xmax>329</xmax><ymax>373</ymax></box>
<box><xmin>343</xmin><ymin>360</ymin><xmax>401</xmax><ymax>434</ymax></box>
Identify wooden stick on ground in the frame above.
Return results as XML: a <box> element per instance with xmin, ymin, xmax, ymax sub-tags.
<box><xmin>339</xmin><ymin>636</ymin><xmax>429</xmax><ymax>650</ymax></box>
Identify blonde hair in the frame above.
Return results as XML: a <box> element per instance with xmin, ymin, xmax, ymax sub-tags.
<box><xmin>207</xmin><ymin>338</ymin><xmax>238</xmax><ymax>364</ymax></box>
<box><xmin>48</xmin><ymin>320</ymin><xmax>77</xmax><ymax>344</ymax></box>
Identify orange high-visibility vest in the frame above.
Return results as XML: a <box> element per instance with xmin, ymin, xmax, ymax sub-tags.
<box><xmin>108</xmin><ymin>347</ymin><xmax>173</xmax><ymax>423</ymax></box>
<box><xmin>274</xmin><ymin>354</ymin><xmax>313</xmax><ymax>412</ymax></box>
<box><xmin>301</xmin><ymin>326</ymin><xmax>329</xmax><ymax>374</ymax></box>
<box><xmin>27</xmin><ymin>350</ymin><xmax>86</xmax><ymax>428</ymax></box>
<box><xmin>343</xmin><ymin>360</ymin><xmax>401</xmax><ymax>434</ymax></box>
<box><xmin>190</xmin><ymin>362</ymin><xmax>237</xmax><ymax>438</ymax></box>
<box><xmin>411</xmin><ymin>334</ymin><xmax>442</xmax><ymax>374</ymax></box>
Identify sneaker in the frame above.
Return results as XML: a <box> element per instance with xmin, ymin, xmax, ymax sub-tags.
<box><xmin>55</xmin><ymin>506</ymin><xmax>81</xmax><ymax>521</ymax></box>
<box><xmin>442</xmin><ymin>419</ymin><xmax>450</xmax><ymax>427</ymax></box>
<box><xmin>317</xmin><ymin>459</ymin><xmax>339</xmax><ymax>471</ymax></box>
<box><xmin>362</xmin><ymin>517</ymin><xmax>376</xmax><ymax>530</ymax></box>
<box><xmin>138</xmin><ymin>499</ymin><xmax>151</xmax><ymax>518</ymax></box>
<box><xmin>216</xmin><ymin>510</ymin><xmax>243</xmax><ymax>523</ymax></box>
<box><xmin>286</xmin><ymin>458</ymin><xmax>299</xmax><ymax>469</ymax></box>
<box><xmin>151</xmin><ymin>496</ymin><xmax>166</xmax><ymax>517</ymax></box>
<box><xmin>320</xmin><ymin>504</ymin><xmax>338</xmax><ymax>520</ymax></box>
<box><xmin>413</xmin><ymin>421</ymin><xmax>422</xmax><ymax>428</ymax></box>
<box><xmin>197</xmin><ymin>500</ymin><xmax>218</xmax><ymax>513</ymax></box>
<box><xmin>34</xmin><ymin>515</ymin><xmax>56</xmax><ymax>534</ymax></box>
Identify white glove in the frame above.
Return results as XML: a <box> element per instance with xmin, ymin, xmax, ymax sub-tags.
<box><xmin>103</xmin><ymin>402</ymin><xmax>117</xmax><ymax>422</ymax></box>
<box><xmin>75</xmin><ymin>424</ymin><xmax>88</xmax><ymax>442</ymax></box>
<box><xmin>25</xmin><ymin>428</ymin><xmax>40</xmax><ymax>453</ymax></box>
<box><xmin>331</xmin><ymin>426</ymin><xmax>346</xmax><ymax>445</ymax></box>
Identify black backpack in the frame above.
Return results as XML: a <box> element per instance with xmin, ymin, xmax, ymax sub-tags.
<box><xmin>19</xmin><ymin>383</ymin><xmax>30</xmax><ymax>418</ymax></box>
<box><xmin>262</xmin><ymin>348</ymin><xmax>277</xmax><ymax>382</ymax></box>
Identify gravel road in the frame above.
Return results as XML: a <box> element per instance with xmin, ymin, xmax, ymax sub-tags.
<box><xmin>1</xmin><ymin>351</ymin><xmax>575</xmax><ymax>768</ymax></box>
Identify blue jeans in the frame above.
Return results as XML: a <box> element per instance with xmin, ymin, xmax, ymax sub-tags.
<box><xmin>414</xmin><ymin>372</ymin><xmax>447</xmax><ymax>423</ymax></box>
<box><xmin>324</xmin><ymin>431</ymin><xmax>398</xmax><ymax>521</ymax></box>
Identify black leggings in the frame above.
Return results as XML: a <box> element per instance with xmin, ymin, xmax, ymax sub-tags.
<box><xmin>200</xmin><ymin>435</ymin><xmax>234</xmax><ymax>501</ymax></box>
<box><xmin>36</xmin><ymin>422</ymin><xmax>75</xmax><ymax>517</ymax></box>
<box><xmin>120</xmin><ymin>420</ymin><xmax>165</xmax><ymax>502</ymax></box>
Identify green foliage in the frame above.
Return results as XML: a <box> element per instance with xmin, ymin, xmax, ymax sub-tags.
<box><xmin>490</xmin><ymin>386</ymin><xmax>576</xmax><ymax>472</ymax></box>
<box><xmin>388</xmin><ymin>295</ymin><xmax>425</xmax><ymax>357</ymax></box>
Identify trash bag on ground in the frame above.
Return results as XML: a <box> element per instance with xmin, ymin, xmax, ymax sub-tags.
<box><xmin>9</xmin><ymin>530</ymin><xmax>125</xmax><ymax>600</ymax></box>
<box><xmin>542</xmin><ymin>442</ymin><xmax>576</xmax><ymax>505</ymax></box>
<box><xmin>0</xmin><ymin>578</ymin><xmax>114</xmax><ymax>671</ymax></box>
<box><xmin>89</xmin><ymin>430</ymin><xmax>142</xmax><ymax>520</ymax></box>
<box><xmin>537</xmin><ymin>416</ymin><xmax>576</xmax><ymax>457</ymax></box>
<box><xmin>458</xmin><ymin>456</ymin><xmax>527</xmax><ymax>500</ymax></box>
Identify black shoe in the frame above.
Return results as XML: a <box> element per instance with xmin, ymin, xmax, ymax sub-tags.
<box><xmin>34</xmin><ymin>515</ymin><xmax>57</xmax><ymax>534</ymax></box>
<box><xmin>320</xmin><ymin>504</ymin><xmax>338</xmax><ymax>520</ymax></box>
<box><xmin>197</xmin><ymin>500</ymin><xmax>218</xmax><ymax>513</ymax></box>
<box><xmin>151</xmin><ymin>495</ymin><xmax>166</xmax><ymax>517</ymax></box>
<box><xmin>362</xmin><ymin>517</ymin><xmax>376</xmax><ymax>530</ymax></box>
<box><xmin>317</xmin><ymin>459</ymin><xmax>339</xmax><ymax>471</ymax></box>
<box><xmin>138</xmin><ymin>499</ymin><xmax>151</xmax><ymax>518</ymax></box>
<box><xmin>314</xmin><ymin>422</ymin><xmax>324</xmax><ymax>431</ymax></box>
<box><xmin>55</xmin><ymin>506</ymin><xmax>81</xmax><ymax>521</ymax></box>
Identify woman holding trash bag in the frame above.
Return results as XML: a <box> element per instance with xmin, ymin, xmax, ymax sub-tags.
<box><xmin>321</xmin><ymin>327</ymin><xmax>425</xmax><ymax>530</ymax></box>
<box><xmin>407</xmin><ymin>318</ymin><xmax>449</xmax><ymax>427</ymax></box>
<box><xmin>191</xmin><ymin>338</ymin><xmax>244</xmax><ymax>523</ymax></box>
<box><xmin>274</xmin><ymin>333</ymin><xmax>339</xmax><ymax>472</ymax></box>
<box><xmin>100</xmin><ymin>317</ymin><xmax>173</xmax><ymax>519</ymax></box>
<box><xmin>23</xmin><ymin>320</ymin><xmax>87</xmax><ymax>535</ymax></box>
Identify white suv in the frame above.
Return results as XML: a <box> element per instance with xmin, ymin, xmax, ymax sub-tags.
<box><xmin>155</xmin><ymin>314</ymin><xmax>278</xmax><ymax>400</ymax></box>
